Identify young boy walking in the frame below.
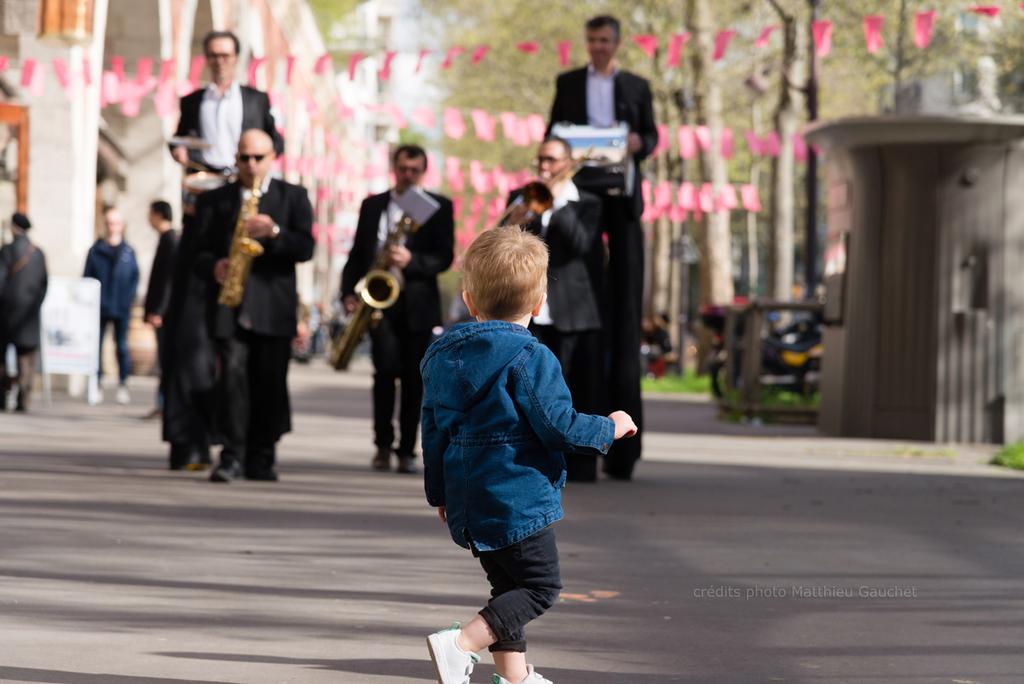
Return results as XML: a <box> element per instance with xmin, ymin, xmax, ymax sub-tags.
<box><xmin>420</xmin><ymin>227</ymin><xmax>637</xmax><ymax>684</ymax></box>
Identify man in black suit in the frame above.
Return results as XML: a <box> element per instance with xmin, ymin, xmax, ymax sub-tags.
<box><xmin>196</xmin><ymin>129</ymin><xmax>314</xmax><ymax>483</ymax></box>
<box><xmin>143</xmin><ymin>201</ymin><xmax>178</xmax><ymax>424</ymax></box>
<box><xmin>505</xmin><ymin>136</ymin><xmax>605</xmax><ymax>481</ymax></box>
<box><xmin>547</xmin><ymin>14</ymin><xmax>657</xmax><ymax>480</ymax></box>
<box><xmin>170</xmin><ymin>31</ymin><xmax>283</xmax><ymax>172</ymax></box>
<box><xmin>341</xmin><ymin>145</ymin><xmax>454</xmax><ymax>474</ymax></box>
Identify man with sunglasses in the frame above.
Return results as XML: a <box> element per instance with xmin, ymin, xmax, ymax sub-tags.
<box><xmin>504</xmin><ymin>136</ymin><xmax>605</xmax><ymax>481</ymax></box>
<box><xmin>170</xmin><ymin>31</ymin><xmax>284</xmax><ymax>172</ymax></box>
<box><xmin>194</xmin><ymin>130</ymin><xmax>314</xmax><ymax>483</ymax></box>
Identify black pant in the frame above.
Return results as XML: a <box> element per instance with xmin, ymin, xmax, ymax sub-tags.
<box><xmin>1</xmin><ymin>344</ymin><xmax>37</xmax><ymax>410</ymax></box>
<box><xmin>217</xmin><ymin>329</ymin><xmax>292</xmax><ymax>474</ymax></box>
<box><xmin>477</xmin><ymin>527</ymin><xmax>562</xmax><ymax>653</ymax></box>
<box><xmin>602</xmin><ymin>197</ymin><xmax>644</xmax><ymax>476</ymax></box>
<box><xmin>369</xmin><ymin>309</ymin><xmax>432</xmax><ymax>456</ymax></box>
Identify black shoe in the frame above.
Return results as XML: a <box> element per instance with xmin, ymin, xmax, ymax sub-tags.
<box><xmin>185</xmin><ymin>447</ymin><xmax>212</xmax><ymax>471</ymax></box>
<box><xmin>602</xmin><ymin>464</ymin><xmax>634</xmax><ymax>481</ymax></box>
<box><xmin>245</xmin><ymin>468</ymin><xmax>279</xmax><ymax>481</ymax></box>
<box><xmin>371</xmin><ymin>448</ymin><xmax>391</xmax><ymax>471</ymax></box>
<box><xmin>395</xmin><ymin>453</ymin><xmax>418</xmax><ymax>474</ymax></box>
<box><xmin>210</xmin><ymin>462</ymin><xmax>242</xmax><ymax>483</ymax></box>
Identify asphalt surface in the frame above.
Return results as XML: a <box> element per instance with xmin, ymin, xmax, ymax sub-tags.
<box><xmin>1</xmin><ymin>362</ymin><xmax>1022</xmax><ymax>683</ymax></box>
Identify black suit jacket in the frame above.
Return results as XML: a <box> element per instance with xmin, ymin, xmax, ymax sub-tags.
<box><xmin>341</xmin><ymin>191</ymin><xmax>455</xmax><ymax>332</ymax></box>
<box><xmin>173</xmin><ymin>84</ymin><xmax>285</xmax><ymax>165</ymax></box>
<box><xmin>507</xmin><ymin>187</ymin><xmax>604</xmax><ymax>333</ymax></box>
<box><xmin>195</xmin><ymin>179</ymin><xmax>314</xmax><ymax>339</ymax></box>
<box><xmin>547</xmin><ymin>67</ymin><xmax>657</xmax><ymax>218</ymax></box>
<box><xmin>144</xmin><ymin>229</ymin><xmax>178</xmax><ymax>319</ymax></box>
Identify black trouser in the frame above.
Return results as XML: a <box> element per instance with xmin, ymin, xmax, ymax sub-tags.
<box><xmin>1</xmin><ymin>344</ymin><xmax>38</xmax><ymax>410</ymax></box>
<box><xmin>217</xmin><ymin>329</ymin><xmax>292</xmax><ymax>474</ymax></box>
<box><xmin>533</xmin><ymin>325</ymin><xmax>605</xmax><ymax>480</ymax></box>
<box><xmin>477</xmin><ymin>527</ymin><xmax>562</xmax><ymax>653</ymax></box>
<box><xmin>369</xmin><ymin>309</ymin><xmax>433</xmax><ymax>457</ymax></box>
<box><xmin>602</xmin><ymin>196</ymin><xmax>644</xmax><ymax>476</ymax></box>
<box><xmin>100</xmin><ymin>316</ymin><xmax>132</xmax><ymax>384</ymax></box>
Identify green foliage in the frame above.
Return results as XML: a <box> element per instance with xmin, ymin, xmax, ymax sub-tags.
<box><xmin>641</xmin><ymin>372</ymin><xmax>712</xmax><ymax>395</ymax></box>
<box><xmin>991</xmin><ymin>442</ymin><xmax>1024</xmax><ymax>470</ymax></box>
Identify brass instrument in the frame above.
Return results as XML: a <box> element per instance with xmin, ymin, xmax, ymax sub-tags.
<box><xmin>493</xmin><ymin>148</ymin><xmax>594</xmax><ymax>229</ymax></box>
<box><xmin>217</xmin><ymin>176</ymin><xmax>265</xmax><ymax>308</ymax></box>
<box><xmin>330</xmin><ymin>214</ymin><xmax>420</xmax><ymax>370</ymax></box>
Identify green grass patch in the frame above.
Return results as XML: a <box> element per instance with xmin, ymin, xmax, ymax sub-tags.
<box><xmin>641</xmin><ymin>372</ymin><xmax>711</xmax><ymax>395</ymax></box>
<box><xmin>992</xmin><ymin>442</ymin><xmax>1024</xmax><ymax>470</ymax></box>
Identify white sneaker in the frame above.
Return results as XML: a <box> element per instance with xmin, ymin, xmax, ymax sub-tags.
<box><xmin>427</xmin><ymin>623</ymin><xmax>479</xmax><ymax>684</ymax></box>
<box><xmin>116</xmin><ymin>386</ymin><xmax>131</xmax><ymax>405</ymax></box>
<box><xmin>492</xmin><ymin>665</ymin><xmax>553</xmax><ymax>684</ymax></box>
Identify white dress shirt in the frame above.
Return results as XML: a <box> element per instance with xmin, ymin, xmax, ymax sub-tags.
<box><xmin>533</xmin><ymin>181</ymin><xmax>581</xmax><ymax>326</ymax></box>
<box><xmin>377</xmin><ymin>191</ymin><xmax>408</xmax><ymax>250</ymax></box>
<box><xmin>586</xmin><ymin>64</ymin><xmax>617</xmax><ymax>128</ymax></box>
<box><xmin>200</xmin><ymin>81</ymin><xmax>244</xmax><ymax>169</ymax></box>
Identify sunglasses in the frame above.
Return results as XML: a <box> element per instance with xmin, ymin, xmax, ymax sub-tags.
<box><xmin>238</xmin><ymin>154</ymin><xmax>266</xmax><ymax>163</ymax></box>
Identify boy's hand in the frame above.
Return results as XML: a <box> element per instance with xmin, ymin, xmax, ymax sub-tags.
<box><xmin>609</xmin><ymin>411</ymin><xmax>638</xmax><ymax>439</ymax></box>
<box><xmin>437</xmin><ymin>506</ymin><xmax>447</xmax><ymax>523</ymax></box>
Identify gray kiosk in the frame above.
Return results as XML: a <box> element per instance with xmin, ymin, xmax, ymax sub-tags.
<box><xmin>805</xmin><ymin>116</ymin><xmax>1024</xmax><ymax>444</ymax></box>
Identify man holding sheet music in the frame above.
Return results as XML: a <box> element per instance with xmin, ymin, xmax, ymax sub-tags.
<box><xmin>548</xmin><ymin>14</ymin><xmax>658</xmax><ymax>481</ymax></box>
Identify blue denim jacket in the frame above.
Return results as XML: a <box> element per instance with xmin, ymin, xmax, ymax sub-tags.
<box><xmin>420</xmin><ymin>320</ymin><xmax>615</xmax><ymax>551</ymax></box>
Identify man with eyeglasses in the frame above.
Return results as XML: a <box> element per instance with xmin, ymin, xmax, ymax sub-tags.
<box><xmin>169</xmin><ymin>30</ymin><xmax>284</xmax><ymax>172</ymax></box>
<box><xmin>503</xmin><ymin>136</ymin><xmax>605</xmax><ymax>481</ymax></box>
<box><xmin>194</xmin><ymin>130</ymin><xmax>314</xmax><ymax>483</ymax></box>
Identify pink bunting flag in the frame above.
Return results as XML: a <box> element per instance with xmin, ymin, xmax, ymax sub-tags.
<box><xmin>761</xmin><ymin>131</ymin><xmax>780</xmax><ymax>157</ymax></box>
<box><xmin>21</xmin><ymin>60</ymin><xmax>44</xmax><ymax>97</ymax></box>
<box><xmin>525</xmin><ymin>114</ymin><xmax>546</xmax><ymax>143</ymax></box>
<box><xmin>120</xmin><ymin>82</ymin><xmax>144</xmax><ymax>117</ymax></box>
<box><xmin>286</xmin><ymin>55</ymin><xmax>296</xmax><ymax>85</ymax></box>
<box><xmin>135</xmin><ymin>56</ymin><xmax>154</xmax><ymax>88</ymax></box>
<box><xmin>812</xmin><ymin>20</ymin><xmax>833</xmax><ymax>57</ymax></box>
<box><xmin>471</xmin><ymin>109</ymin><xmax>497</xmax><ymax>142</ymax></box>
<box><xmin>247</xmin><ymin>57</ymin><xmax>265</xmax><ymax>87</ymax></box>
<box><xmin>863</xmin><ymin>16</ymin><xmax>884</xmax><ymax>54</ymax></box>
<box><xmin>80</xmin><ymin>56</ymin><xmax>91</xmax><ymax>86</ymax></box>
<box><xmin>443</xmin><ymin>108</ymin><xmax>466</xmax><ymax>139</ymax></box>
<box><xmin>741</xmin><ymin>184</ymin><xmax>762</xmax><ymax>212</ymax></box>
<box><xmin>499</xmin><ymin>112</ymin><xmax>519</xmax><ymax>143</ymax></box>
<box><xmin>632</xmin><ymin>35</ymin><xmax>658</xmax><ymax>59</ymax></box>
<box><xmin>655</xmin><ymin>124</ymin><xmax>670</xmax><ymax>156</ymax></box>
<box><xmin>670</xmin><ymin>204</ymin><xmax>688</xmax><ymax>223</ymax></box>
<box><xmin>713</xmin><ymin>30</ymin><xmax>735</xmax><ymax>62</ymax></box>
<box><xmin>558</xmin><ymin>41</ymin><xmax>572</xmax><ymax>67</ymax></box>
<box><xmin>754</xmin><ymin>25</ymin><xmax>779</xmax><ymax>48</ymax></box>
<box><xmin>677</xmin><ymin>126</ymin><xmax>697</xmax><ymax>160</ymax></box>
<box><xmin>793</xmin><ymin>133</ymin><xmax>808</xmax><ymax>162</ymax></box>
<box><xmin>315</xmin><ymin>53</ymin><xmax>332</xmax><ymax>75</ymax></box>
<box><xmin>441</xmin><ymin>46</ymin><xmax>464</xmax><ymax>70</ymax></box>
<box><xmin>914</xmin><ymin>11</ymin><xmax>936</xmax><ymax>49</ymax></box>
<box><xmin>100</xmin><ymin>70</ymin><xmax>120</xmax><ymax>105</ymax></box>
<box><xmin>52</xmin><ymin>57</ymin><xmax>72</xmax><ymax>95</ymax></box>
<box><xmin>347</xmin><ymin>52</ymin><xmax>365</xmax><ymax>80</ymax></box>
<box><xmin>415</xmin><ymin>49</ymin><xmax>431</xmax><ymax>74</ymax></box>
<box><xmin>721</xmin><ymin>127</ymin><xmax>734</xmax><ymax>159</ymax></box>
<box><xmin>516</xmin><ymin>42</ymin><xmax>539</xmax><ymax>55</ymax></box>
<box><xmin>0</xmin><ymin>56</ymin><xmax>8</xmax><ymax>73</ymax></box>
<box><xmin>969</xmin><ymin>6</ymin><xmax>1000</xmax><ymax>17</ymax></box>
<box><xmin>188</xmin><ymin>55</ymin><xmax>205</xmax><ymax>90</ymax></box>
<box><xmin>667</xmin><ymin>33</ymin><xmax>690</xmax><ymax>68</ymax></box>
<box><xmin>158</xmin><ymin>58</ymin><xmax>175</xmax><ymax>85</ymax></box>
<box><xmin>411</xmin><ymin>106</ymin><xmax>436</xmax><ymax>129</ymax></box>
<box><xmin>492</xmin><ymin>165</ymin><xmax>509</xmax><ymax>197</ymax></box>
<box><xmin>745</xmin><ymin>130</ymin><xmax>763</xmax><ymax>156</ymax></box>
<box><xmin>486</xmin><ymin>197</ymin><xmax>505</xmax><ymax>227</ymax></box>
<box><xmin>717</xmin><ymin>184</ymin><xmax>738</xmax><ymax>211</ymax></box>
<box><xmin>471</xmin><ymin>45</ymin><xmax>490</xmax><ymax>64</ymax></box>
<box><xmin>654</xmin><ymin>181</ymin><xmax>672</xmax><ymax>210</ymax></box>
<box><xmin>111</xmin><ymin>56</ymin><xmax>125</xmax><ymax>83</ymax></box>
<box><xmin>154</xmin><ymin>82</ymin><xmax>177</xmax><ymax>117</ymax></box>
<box><xmin>694</xmin><ymin>126</ymin><xmax>711</xmax><ymax>151</ymax></box>
<box><xmin>698</xmin><ymin>184</ymin><xmax>715</xmax><ymax>213</ymax></box>
<box><xmin>379</xmin><ymin>50</ymin><xmax>397</xmax><ymax>80</ymax></box>
<box><xmin>452</xmin><ymin>196</ymin><xmax>465</xmax><ymax>221</ymax></box>
<box><xmin>384</xmin><ymin>103</ymin><xmax>407</xmax><ymax>129</ymax></box>
<box><xmin>678</xmin><ymin>183</ymin><xmax>697</xmax><ymax>211</ymax></box>
<box><xmin>469</xmin><ymin>195</ymin><xmax>485</xmax><ymax>219</ymax></box>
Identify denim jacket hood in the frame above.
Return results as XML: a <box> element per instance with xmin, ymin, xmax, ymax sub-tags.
<box><xmin>421</xmin><ymin>320</ymin><xmax>615</xmax><ymax>551</ymax></box>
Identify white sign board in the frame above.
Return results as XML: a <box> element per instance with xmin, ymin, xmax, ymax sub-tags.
<box><xmin>41</xmin><ymin>276</ymin><xmax>101</xmax><ymax>376</ymax></box>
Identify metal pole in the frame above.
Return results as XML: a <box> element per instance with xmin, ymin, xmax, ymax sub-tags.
<box><xmin>804</xmin><ymin>0</ymin><xmax>821</xmax><ymax>297</ymax></box>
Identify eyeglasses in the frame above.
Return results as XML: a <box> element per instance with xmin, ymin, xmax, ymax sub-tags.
<box><xmin>536</xmin><ymin>155</ymin><xmax>567</xmax><ymax>164</ymax></box>
<box><xmin>206</xmin><ymin>53</ymin><xmax>235</xmax><ymax>61</ymax></box>
<box><xmin>238</xmin><ymin>154</ymin><xmax>266</xmax><ymax>163</ymax></box>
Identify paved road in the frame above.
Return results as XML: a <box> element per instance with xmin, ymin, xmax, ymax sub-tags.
<box><xmin>1</xmin><ymin>363</ymin><xmax>1023</xmax><ymax>683</ymax></box>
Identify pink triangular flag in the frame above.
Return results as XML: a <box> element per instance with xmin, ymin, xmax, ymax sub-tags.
<box><xmin>443</xmin><ymin>108</ymin><xmax>466</xmax><ymax>139</ymax></box>
<box><xmin>745</xmin><ymin>130</ymin><xmax>763</xmax><ymax>156</ymax></box>
<box><xmin>969</xmin><ymin>6</ymin><xmax>1000</xmax><ymax>18</ymax></box>
<box><xmin>101</xmin><ymin>70</ymin><xmax>120</xmax><ymax>105</ymax></box>
<box><xmin>914</xmin><ymin>11</ymin><xmax>936</xmax><ymax>49</ymax></box>
<box><xmin>247</xmin><ymin>57</ymin><xmax>265</xmax><ymax>87</ymax></box>
<box><xmin>441</xmin><ymin>46</ymin><xmax>464</xmax><ymax>70</ymax></box>
<box><xmin>315</xmin><ymin>53</ymin><xmax>332</xmax><ymax>75</ymax></box>
<box><xmin>721</xmin><ymin>127</ymin><xmax>734</xmax><ymax>159</ymax></box>
<box><xmin>717</xmin><ymin>184</ymin><xmax>738</xmax><ymax>210</ymax></box>
<box><xmin>678</xmin><ymin>183</ymin><xmax>697</xmax><ymax>211</ymax></box>
<box><xmin>762</xmin><ymin>131</ymin><xmax>780</xmax><ymax>157</ymax></box>
<box><xmin>52</xmin><ymin>57</ymin><xmax>72</xmax><ymax>94</ymax></box>
<box><xmin>517</xmin><ymin>42</ymin><xmax>539</xmax><ymax>55</ymax></box>
<box><xmin>694</xmin><ymin>126</ymin><xmax>711</xmax><ymax>151</ymax></box>
<box><xmin>741</xmin><ymin>184</ymin><xmax>762</xmax><ymax>212</ymax></box>
<box><xmin>863</xmin><ymin>16</ymin><xmax>884</xmax><ymax>54</ymax></box>
<box><xmin>471</xmin><ymin>109</ymin><xmax>496</xmax><ymax>142</ymax></box>
<box><xmin>384</xmin><ymin>103</ymin><xmax>406</xmax><ymax>129</ymax></box>
<box><xmin>158</xmin><ymin>58</ymin><xmax>175</xmax><ymax>85</ymax></box>
<box><xmin>411</xmin><ymin>106</ymin><xmax>436</xmax><ymax>129</ymax></box>
<box><xmin>452</xmin><ymin>196</ymin><xmax>465</xmax><ymax>221</ymax></box>
<box><xmin>793</xmin><ymin>133</ymin><xmax>808</xmax><ymax>162</ymax></box>
<box><xmin>754</xmin><ymin>25</ymin><xmax>779</xmax><ymax>48</ymax></box>
<box><xmin>654</xmin><ymin>125</ymin><xmax>670</xmax><ymax>156</ymax></box>
<box><xmin>0</xmin><ymin>56</ymin><xmax>8</xmax><ymax>73</ymax></box>
<box><xmin>379</xmin><ymin>50</ymin><xmax>397</xmax><ymax>80</ymax></box>
<box><xmin>286</xmin><ymin>55</ymin><xmax>296</xmax><ymax>85</ymax></box>
<box><xmin>111</xmin><ymin>56</ymin><xmax>125</xmax><ymax>83</ymax></box>
<box><xmin>667</xmin><ymin>33</ymin><xmax>690</xmax><ymax>68</ymax></box>
<box><xmin>347</xmin><ymin>52</ymin><xmax>364</xmax><ymax>80</ymax></box>
<box><xmin>80</xmin><ymin>56</ymin><xmax>92</xmax><ymax>86</ymax></box>
<box><xmin>632</xmin><ymin>35</ymin><xmax>658</xmax><ymax>59</ymax></box>
<box><xmin>470</xmin><ymin>45</ymin><xmax>490</xmax><ymax>64</ymax></box>
<box><xmin>698</xmin><ymin>184</ymin><xmax>715</xmax><ymax>213</ymax></box>
<box><xmin>713</xmin><ymin>30</ymin><xmax>735</xmax><ymax>62</ymax></box>
<box><xmin>525</xmin><ymin>114</ymin><xmax>546</xmax><ymax>143</ymax></box>
<box><xmin>492</xmin><ymin>165</ymin><xmax>509</xmax><ymax>196</ymax></box>
<box><xmin>23</xmin><ymin>60</ymin><xmax>45</xmax><ymax>97</ymax></box>
<box><xmin>558</xmin><ymin>41</ymin><xmax>572</xmax><ymax>67</ymax></box>
<box><xmin>499</xmin><ymin>112</ymin><xmax>518</xmax><ymax>142</ymax></box>
<box><xmin>812</xmin><ymin>21</ymin><xmax>833</xmax><ymax>57</ymax></box>
<box><xmin>188</xmin><ymin>55</ymin><xmax>205</xmax><ymax>90</ymax></box>
<box><xmin>677</xmin><ymin>126</ymin><xmax>697</xmax><ymax>160</ymax></box>
<box><xmin>154</xmin><ymin>82</ymin><xmax>177</xmax><ymax>118</ymax></box>
<box><xmin>120</xmin><ymin>81</ymin><xmax>144</xmax><ymax>117</ymax></box>
<box><xmin>415</xmin><ymin>49</ymin><xmax>431</xmax><ymax>74</ymax></box>
<box><xmin>135</xmin><ymin>56</ymin><xmax>154</xmax><ymax>88</ymax></box>
<box><xmin>654</xmin><ymin>181</ymin><xmax>672</xmax><ymax>209</ymax></box>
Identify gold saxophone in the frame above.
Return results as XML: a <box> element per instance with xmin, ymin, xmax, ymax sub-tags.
<box><xmin>217</xmin><ymin>176</ymin><xmax>265</xmax><ymax>308</ymax></box>
<box><xmin>330</xmin><ymin>214</ymin><xmax>419</xmax><ymax>370</ymax></box>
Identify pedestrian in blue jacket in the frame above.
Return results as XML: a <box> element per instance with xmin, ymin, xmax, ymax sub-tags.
<box><xmin>83</xmin><ymin>206</ymin><xmax>139</xmax><ymax>403</ymax></box>
<box><xmin>421</xmin><ymin>226</ymin><xmax>636</xmax><ymax>684</ymax></box>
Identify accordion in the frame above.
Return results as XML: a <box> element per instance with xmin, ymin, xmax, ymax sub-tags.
<box><xmin>550</xmin><ymin>122</ymin><xmax>634</xmax><ymax>196</ymax></box>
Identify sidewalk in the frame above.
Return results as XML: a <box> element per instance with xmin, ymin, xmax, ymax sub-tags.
<box><xmin>1</xmin><ymin>362</ymin><xmax>1022</xmax><ymax>683</ymax></box>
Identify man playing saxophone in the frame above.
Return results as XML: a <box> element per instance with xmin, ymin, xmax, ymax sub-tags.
<box><xmin>195</xmin><ymin>129</ymin><xmax>314</xmax><ymax>483</ymax></box>
<box><xmin>340</xmin><ymin>145</ymin><xmax>454</xmax><ymax>474</ymax></box>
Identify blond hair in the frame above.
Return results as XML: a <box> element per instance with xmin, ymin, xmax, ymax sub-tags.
<box><xmin>463</xmin><ymin>226</ymin><xmax>548</xmax><ymax>320</ymax></box>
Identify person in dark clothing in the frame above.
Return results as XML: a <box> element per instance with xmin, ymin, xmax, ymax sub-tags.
<box><xmin>340</xmin><ymin>144</ymin><xmax>455</xmax><ymax>474</ymax></box>
<box><xmin>144</xmin><ymin>201</ymin><xmax>178</xmax><ymax>419</ymax></box>
<box><xmin>83</xmin><ymin>206</ymin><xmax>139</xmax><ymax>404</ymax></box>
<box><xmin>547</xmin><ymin>14</ymin><xmax>658</xmax><ymax>480</ymax></box>
<box><xmin>0</xmin><ymin>213</ymin><xmax>48</xmax><ymax>412</ymax></box>
<box><xmin>195</xmin><ymin>129</ymin><xmax>314</xmax><ymax>483</ymax></box>
<box><xmin>504</xmin><ymin>136</ymin><xmax>606</xmax><ymax>481</ymax></box>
